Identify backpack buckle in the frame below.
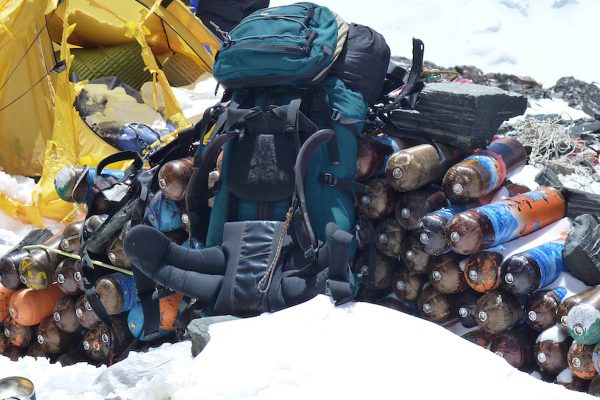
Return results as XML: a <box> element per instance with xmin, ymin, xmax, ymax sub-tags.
<box><xmin>319</xmin><ymin>173</ymin><xmax>337</xmax><ymax>187</ymax></box>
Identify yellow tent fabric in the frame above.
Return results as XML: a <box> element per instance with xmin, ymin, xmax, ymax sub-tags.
<box><xmin>0</xmin><ymin>0</ymin><xmax>219</xmax><ymax>225</ymax></box>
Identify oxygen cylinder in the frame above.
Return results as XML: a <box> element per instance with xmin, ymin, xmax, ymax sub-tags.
<box><xmin>392</xmin><ymin>269</ymin><xmax>426</xmax><ymax>302</ymax></box>
<box><xmin>356</xmin><ymin>178</ymin><xmax>396</xmax><ymax>220</ymax></box>
<box><xmin>395</xmin><ymin>188</ymin><xmax>448</xmax><ymax>231</ymax></box>
<box><xmin>490</xmin><ymin>326</ymin><xmax>536</xmax><ymax>370</ymax></box>
<box><xmin>456</xmin><ymin>290</ymin><xmax>482</xmax><ymax>328</ymax></box>
<box><xmin>534</xmin><ymin>325</ymin><xmax>571</xmax><ymax>375</ymax></box>
<box><xmin>555</xmin><ymin>368</ymin><xmax>590</xmax><ymax>392</ymax></box>
<box><xmin>417</xmin><ymin>205</ymin><xmax>467</xmax><ymax>256</ymax></box>
<box><xmin>158</xmin><ymin>157</ymin><xmax>194</xmax><ymax>201</ymax></box>
<box><xmin>95</xmin><ymin>273</ymin><xmax>138</xmax><ymax>315</ymax></box>
<box><xmin>3</xmin><ymin>317</ymin><xmax>33</xmax><ymax>348</ymax></box>
<box><xmin>566</xmin><ymin>286</ymin><xmax>600</xmax><ymax>345</ymax></box>
<box><xmin>442</xmin><ymin>137</ymin><xmax>527</xmax><ymax>203</ymax></box>
<box><xmin>428</xmin><ymin>253</ymin><xmax>467</xmax><ymax>294</ymax></box>
<box><xmin>9</xmin><ymin>284</ymin><xmax>66</xmax><ymax>326</ymax></box>
<box><xmin>461</xmin><ymin>329</ymin><xmax>494</xmax><ymax>348</ymax></box>
<box><xmin>446</xmin><ymin>188</ymin><xmax>566</xmax><ymax>255</ymax></box>
<box><xmin>475</xmin><ymin>290</ymin><xmax>522</xmax><ymax>334</ymax></box>
<box><xmin>568</xmin><ymin>342</ymin><xmax>597</xmax><ymax>380</ymax></box>
<box><xmin>18</xmin><ymin>234</ymin><xmax>64</xmax><ymax>290</ymax></box>
<box><xmin>353</xmin><ymin>252</ymin><xmax>398</xmax><ymax>290</ymax></box>
<box><xmin>356</xmin><ymin>137</ymin><xmax>394</xmax><ymax>182</ymax></box>
<box><xmin>54</xmin><ymin>166</ymin><xmax>125</xmax><ymax>203</ymax></box>
<box><xmin>374</xmin><ymin>218</ymin><xmax>405</xmax><ymax>258</ymax></box>
<box><xmin>127</xmin><ymin>292</ymin><xmax>184</xmax><ymax>341</ymax></box>
<box><xmin>53</xmin><ymin>296</ymin><xmax>82</xmax><ymax>333</ymax></box>
<box><xmin>59</xmin><ymin>221</ymin><xmax>84</xmax><ymax>254</ymax></box>
<box><xmin>82</xmin><ymin>316</ymin><xmax>132</xmax><ymax>363</ymax></box>
<box><xmin>417</xmin><ymin>284</ymin><xmax>456</xmax><ymax>323</ymax></box>
<box><xmin>386</xmin><ymin>143</ymin><xmax>463</xmax><ymax>192</ymax></box>
<box><xmin>55</xmin><ymin>258</ymin><xmax>84</xmax><ymax>295</ymax></box>
<box><xmin>0</xmin><ymin>283</ymin><xmax>14</xmax><ymax>320</ymax></box>
<box><xmin>74</xmin><ymin>294</ymin><xmax>101</xmax><ymax>330</ymax></box>
<box><xmin>525</xmin><ymin>288</ymin><xmax>567</xmax><ymax>332</ymax></box>
<box><xmin>463</xmin><ymin>252</ymin><xmax>504</xmax><ymax>293</ymax></box>
<box><xmin>106</xmin><ymin>221</ymin><xmax>132</xmax><ymax>268</ymax></box>
<box><xmin>501</xmin><ymin>239</ymin><xmax>566</xmax><ymax>296</ymax></box>
<box><xmin>400</xmin><ymin>233</ymin><xmax>432</xmax><ymax>274</ymax></box>
<box><xmin>557</xmin><ymin>287</ymin><xmax>596</xmax><ymax>331</ymax></box>
<box><xmin>36</xmin><ymin>317</ymin><xmax>79</xmax><ymax>354</ymax></box>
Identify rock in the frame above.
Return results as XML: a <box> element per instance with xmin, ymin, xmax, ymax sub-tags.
<box><xmin>187</xmin><ymin>315</ymin><xmax>240</xmax><ymax>357</ymax></box>
<box><xmin>551</xmin><ymin>77</ymin><xmax>600</xmax><ymax>117</ymax></box>
<box><xmin>388</xmin><ymin>82</ymin><xmax>528</xmax><ymax>148</ymax></box>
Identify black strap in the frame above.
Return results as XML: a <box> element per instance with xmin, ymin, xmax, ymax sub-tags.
<box><xmin>292</xmin><ymin>129</ymin><xmax>335</xmax><ymax>260</ymax></box>
<box><xmin>383</xmin><ymin>38</ymin><xmax>425</xmax><ymax>113</ymax></box>
<box><xmin>325</xmin><ymin>228</ymin><xmax>354</xmax><ymax>305</ymax></box>
<box><xmin>318</xmin><ymin>173</ymin><xmax>369</xmax><ymax>194</ymax></box>
<box><xmin>359</xmin><ymin>215</ymin><xmax>378</xmax><ymax>288</ymax></box>
<box><xmin>95</xmin><ymin>150</ymin><xmax>143</xmax><ymax>180</ymax></box>
<box><xmin>187</xmin><ymin>133</ymin><xmax>239</xmax><ymax>242</ymax></box>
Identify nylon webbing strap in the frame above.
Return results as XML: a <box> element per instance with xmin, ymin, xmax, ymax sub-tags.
<box><xmin>383</xmin><ymin>38</ymin><xmax>425</xmax><ymax>113</ymax></box>
<box><xmin>293</xmin><ymin>129</ymin><xmax>335</xmax><ymax>260</ymax></box>
<box><xmin>325</xmin><ymin>229</ymin><xmax>354</xmax><ymax>305</ymax></box>
<box><xmin>187</xmin><ymin>133</ymin><xmax>239</xmax><ymax>243</ymax></box>
<box><xmin>318</xmin><ymin>173</ymin><xmax>369</xmax><ymax>194</ymax></box>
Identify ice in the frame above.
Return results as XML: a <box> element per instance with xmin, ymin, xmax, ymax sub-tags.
<box><xmin>536</xmin><ymin>324</ymin><xmax>568</xmax><ymax>343</ymax></box>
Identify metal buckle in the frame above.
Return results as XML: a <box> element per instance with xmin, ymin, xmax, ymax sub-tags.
<box><xmin>319</xmin><ymin>173</ymin><xmax>337</xmax><ymax>187</ymax></box>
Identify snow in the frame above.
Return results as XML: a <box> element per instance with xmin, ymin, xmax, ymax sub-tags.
<box><xmin>270</xmin><ymin>0</ymin><xmax>600</xmax><ymax>87</ymax></box>
<box><xmin>536</xmin><ymin>324</ymin><xmax>569</xmax><ymax>343</ymax></box>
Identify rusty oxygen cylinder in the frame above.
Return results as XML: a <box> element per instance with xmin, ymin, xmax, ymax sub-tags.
<box><xmin>36</xmin><ymin>317</ymin><xmax>80</xmax><ymax>354</ymax></box>
<box><xmin>0</xmin><ymin>336</ymin><xmax>23</xmax><ymax>361</ymax></box>
<box><xmin>55</xmin><ymin>258</ymin><xmax>84</xmax><ymax>295</ymax></box>
<box><xmin>417</xmin><ymin>205</ymin><xmax>468</xmax><ymax>256</ymax></box>
<box><xmin>566</xmin><ymin>286</ymin><xmax>600</xmax><ymax>345</ymax></box>
<box><xmin>356</xmin><ymin>178</ymin><xmax>396</xmax><ymax>220</ymax></box>
<box><xmin>53</xmin><ymin>296</ymin><xmax>82</xmax><ymax>333</ymax></box>
<box><xmin>127</xmin><ymin>293</ymin><xmax>184</xmax><ymax>341</ymax></box>
<box><xmin>158</xmin><ymin>157</ymin><xmax>194</xmax><ymax>201</ymax></box>
<box><xmin>400</xmin><ymin>233</ymin><xmax>433</xmax><ymax>274</ymax></box>
<box><xmin>456</xmin><ymin>290</ymin><xmax>482</xmax><ymax>328</ymax></box>
<box><xmin>83</xmin><ymin>214</ymin><xmax>108</xmax><ymax>238</ymax></box>
<box><xmin>461</xmin><ymin>329</ymin><xmax>494</xmax><ymax>348</ymax></box>
<box><xmin>374</xmin><ymin>218</ymin><xmax>405</xmax><ymax>258</ymax></box>
<box><xmin>555</xmin><ymin>368</ymin><xmax>590</xmax><ymax>392</ymax></box>
<box><xmin>534</xmin><ymin>325</ymin><xmax>571</xmax><ymax>375</ymax></box>
<box><xmin>59</xmin><ymin>220</ymin><xmax>84</xmax><ymax>255</ymax></box>
<box><xmin>356</xmin><ymin>136</ymin><xmax>394</xmax><ymax>182</ymax></box>
<box><xmin>392</xmin><ymin>269</ymin><xmax>426</xmax><ymax>302</ymax></box>
<box><xmin>3</xmin><ymin>317</ymin><xmax>33</xmax><ymax>348</ymax></box>
<box><xmin>395</xmin><ymin>188</ymin><xmax>448</xmax><ymax>231</ymax></box>
<box><xmin>463</xmin><ymin>251</ymin><xmax>504</xmax><ymax>293</ymax></box>
<box><xmin>525</xmin><ymin>288</ymin><xmax>567</xmax><ymax>332</ymax></box>
<box><xmin>490</xmin><ymin>326</ymin><xmax>536</xmax><ymax>370</ymax></box>
<box><xmin>75</xmin><ymin>294</ymin><xmax>101</xmax><ymax>330</ymax></box>
<box><xmin>353</xmin><ymin>252</ymin><xmax>398</xmax><ymax>290</ymax></box>
<box><xmin>568</xmin><ymin>341</ymin><xmax>597</xmax><ymax>380</ymax></box>
<box><xmin>442</xmin><ymin>137</ymin><xmax>527</xmax><ymax>203</ymax></box>
<box><xmin>501</xmin><ymin>239</ymin><xmax>567</xmax><ymax>297</ymax></box>
<box><xmin>95</xmin><ymin>273</ymin><xmax>138</xmax><ymax>315</ymax></box>
<box><xmin>385</xmin><ymin>143</ymin><xmax>463</xmax><ymax>192</ymax></box>
<box><xmin>428</xmin><ymin>253</ymin><xmax>467</xmax><ymax>294</ymax></box>
<box><xmin>0</xmin><ymin>283</ymin><xmax>14</xmax><ymax>321</ymax></box>
<box><xmin>18</xmin><ymin>233</ymin><xmax>64</xmax><ymax>290</ymax></box>
<box><xmin>9</xmin><ymin>284</ymin><xmax>66</xmax><ymax>326</ymax></box>
<box><xmin>106</xmin><ymin>221</ymin><xmax>132</xmax><ymax>268</ymax></box>
<box><xmin>557</xmin><ymin>287</ymin><xmax>596</xmax><ymax>331</ymax></box>
<box><xmin>417</xmin><ymin>284</ymin><xmax>457</xmax><ymax>323</ymax></box>
<box><xmin>475</xmin><ymin>290</ymin><xmax>522</xmax><ymax>334</ymax></box>
<box><xmin>446</xmin><ymin>188</ymin><xmax>566</xmax><ymax>255</ymax></box>
<box><xmin>82</xmin><ymin>316</ymin><xmax>132</xmax><ymax>363</ymax></box>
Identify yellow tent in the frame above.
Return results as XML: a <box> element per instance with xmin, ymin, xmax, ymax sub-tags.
<box><xmin>0</xmin><ymin>0</ymin><xmax>219</xmax><ymax>225</ymax></box>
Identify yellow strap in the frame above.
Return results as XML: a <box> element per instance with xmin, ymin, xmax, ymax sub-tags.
<box><xmin>21</xmin><ymin>244</ymin><xmax>134</xmax><ymax>276</ymax></box>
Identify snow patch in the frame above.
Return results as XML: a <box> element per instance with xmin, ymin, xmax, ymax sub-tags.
<box><xmin>0</xmin><ymin>172</ymin><xmax>35</xmax><ymax>204</ymax></box>
<box><xmin>536</xmin><ymin>324</ymin><xmax>568</xmax><ymax>343</ymax></box>
<box><xmin>556</xmin><ymin>368</ymin><xmax>574</xmax><ymax>383</ymax></box>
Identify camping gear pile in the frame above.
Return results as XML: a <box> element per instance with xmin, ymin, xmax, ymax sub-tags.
<box><xmin>2</xmin><ymin>1</ymin><xmax>600</xmax><ymax>397</ymax></box>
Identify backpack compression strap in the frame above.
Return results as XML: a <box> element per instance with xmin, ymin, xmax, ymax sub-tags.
<box><xmin>382</xmin><ymin>38</ymin><xmax>425</xmax><ymax>113</ymax></box>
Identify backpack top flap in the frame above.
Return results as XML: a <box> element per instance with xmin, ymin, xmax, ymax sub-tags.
<box><xmin>212</xmin><ymin>2</ymin><xmax>348</xmax><ymax>88</ymax></box>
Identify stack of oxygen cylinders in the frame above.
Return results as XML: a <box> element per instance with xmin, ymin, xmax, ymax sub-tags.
<box><xmin>0</xmin><ymin>159</ymin><xmax>208</xmax><ymax>366</ymax></box>
<box><xmin>353</xmin><ymin>133</ymin><xmax>600</xmax><ymax>395</ymax></box>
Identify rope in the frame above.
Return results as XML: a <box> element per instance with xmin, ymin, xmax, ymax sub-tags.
<box><xmin>257</xmin><ymin>208</ymin><xmax>293</xmax><ymax>293</ymax></box>
<box><xmin>21</xmin><ymin>244</ymin><xmax>134</xmax><ymax>276</ymax></box>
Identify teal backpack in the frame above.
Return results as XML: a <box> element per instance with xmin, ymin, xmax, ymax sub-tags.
<box><xmin>188</xmin><ymin>3</ymin><xmax>378</xmax><ymax>250</ymax></box>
